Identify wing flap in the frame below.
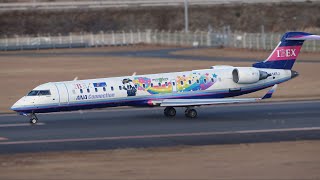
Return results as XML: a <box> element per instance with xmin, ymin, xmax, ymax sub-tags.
<box><xmin>160</xmin><ymin>98</ymin><xmax>259</xmax><ymax>107</ymax></box>
<box><xmin>159</xmin><ymin>84</ymin><xmax>278</xmax><ymax>107</ymax></box>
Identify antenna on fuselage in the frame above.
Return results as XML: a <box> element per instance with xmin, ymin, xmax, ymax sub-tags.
<box><xmin>73</xmin><ymin>76</ymin><xmax>78</xmax><ymax>81</ymax></box>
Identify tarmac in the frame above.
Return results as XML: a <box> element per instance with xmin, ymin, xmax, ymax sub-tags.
<box><xmin>1</xmin><ymin>47</ymin><xmax>319</xmax><ymax>63</ymax></box>
<box><xmin>0</xmin><ymin>100</ymin><xmax>319</xmax><ymax>154</ymax></box>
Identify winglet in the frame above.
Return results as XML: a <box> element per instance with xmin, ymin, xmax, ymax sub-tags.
<box><xmin>262</xmin><ymin>84</ymin><xmax>278</xmax><ymax>99</ymax></box>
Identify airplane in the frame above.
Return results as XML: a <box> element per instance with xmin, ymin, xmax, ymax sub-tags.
<box><xmin>11</xmin><ymin>32</ymin><xmax>320</xmax><ymax>124</ymax></box>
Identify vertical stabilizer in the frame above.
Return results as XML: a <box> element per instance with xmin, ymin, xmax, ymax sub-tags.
<box><xmin>253</xmin><ymin>32</ymin><xmax>318</xmax><ymax>69</ymax></box>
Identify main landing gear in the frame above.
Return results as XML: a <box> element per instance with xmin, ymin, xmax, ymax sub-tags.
<box><xmin>185</xmin><ymin>108</ymin><xmax>197</xmax><ymax>118</ymax></box>
<box><xmin>164</xmin><ymin>107</ymin><xmax>198</xmax><ymax>118</ymax></box>
<box><xmin>164</xmin><ymin>107</ymin><xmax>176</xmax><ymax>117</ymax></box>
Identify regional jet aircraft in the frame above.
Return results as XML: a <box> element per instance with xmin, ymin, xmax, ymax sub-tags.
<box><xmin>11</xmin><ymin>32</ymin><xmax>320</xmax><ymax>124</ymax></box>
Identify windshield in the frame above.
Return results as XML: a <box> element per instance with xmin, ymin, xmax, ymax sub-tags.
<box><xmin>27</xmin><ymin>90</ymin><xmax>51</xmax><ymax>96</ymax></box>
<box><xmin>27</xmin><ymin>90</ymin><xmax>39</xmax><ymax>96</ymax></box>
<box><xmin>38</xmin><ymin>90</ymin><xmax>51</xmax><ymax>95</ymax></box>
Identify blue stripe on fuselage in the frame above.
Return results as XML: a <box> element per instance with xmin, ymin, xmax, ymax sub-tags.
<box><xmin>12</xmin><ymin>77</ymin><xmax>290</xmax><ymax>114</ymax></box>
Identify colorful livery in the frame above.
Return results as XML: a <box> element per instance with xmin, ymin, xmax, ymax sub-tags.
<box><xmin>11</xmin><ymin>32</ymin><xmax>320</xmax><ymax>124</ymax></box>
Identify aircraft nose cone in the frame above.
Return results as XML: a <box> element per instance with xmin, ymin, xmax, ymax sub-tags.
<box><xmin>11</xmin><ymin>101</ymin><xmax>20</xmax><ymax>111</ymax></box>
<box><xmin>11</xmin><ymin>104</ymin><xmax>17</xmax><ymax>111</ymax></box>
<box><xmin>10</xmin><ymin>97</ymin><xmax>25</xmax><ymax>111</ymax></box>
<box><xmin>291</xmin><ymin>70</ymin><xmax>299</xmax><ymax>79</ymax></box>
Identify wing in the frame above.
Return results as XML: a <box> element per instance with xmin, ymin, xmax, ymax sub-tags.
<box><xmin>152</xmin><ymin>84</ymin><xmax>278</xmax><ymax>107</ymax></box>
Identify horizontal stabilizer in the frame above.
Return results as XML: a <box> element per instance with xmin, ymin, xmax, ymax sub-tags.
<box><xmin>286</xmin><ymin>35</ymin><xmax>320</xmax><ymax>41</ymax></box>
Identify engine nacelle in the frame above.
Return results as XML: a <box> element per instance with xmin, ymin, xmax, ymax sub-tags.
<box><xmin>232</xmin><ymin>67</ymin><xmax>270</xmax><ymax>84</ymax></box>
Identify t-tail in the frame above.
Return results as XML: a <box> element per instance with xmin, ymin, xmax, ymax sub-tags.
<box><xmin>253</xmin><ymin>32</ymin><xmax>320</xmax><ymax>70</ymax></box>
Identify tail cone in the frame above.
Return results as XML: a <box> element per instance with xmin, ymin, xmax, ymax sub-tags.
<box><xmin>291</xmin><ymin>70</ymin><xmax>299</xmax><ymax>78</ymax></box>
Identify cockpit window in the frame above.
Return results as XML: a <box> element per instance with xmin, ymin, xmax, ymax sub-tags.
<box><xmin>38</xmin><ymin>90</ymin><xmax>51</xmax><ymax>96</ymax></box>
<box><xmin>27</xmin><ymin>90</ymin><xmax>39</xmax><ymax>96</ymax></box>
<box><xmin>27</xmin><ymin>90</ymin><xmax>51</xmax><ymax>96</ymax></box>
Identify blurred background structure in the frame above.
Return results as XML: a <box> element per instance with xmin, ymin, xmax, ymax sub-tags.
<box><xmin>1</xmin><ymin>0</ymin><xmax>320</xmax><ymax>51</ymax></box>
<box><xmin>0</xmin><ymin>0</ymin><xmax>314</xmax><ymax>11</ymax></box>
<box><xmin>1</xmin><ymin>29</ymin><xmax>320</xmax><ymax>52</ymax></box>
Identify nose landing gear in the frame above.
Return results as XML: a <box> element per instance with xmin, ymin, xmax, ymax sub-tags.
<box><xmin>20</xmin><ymin>113</ymin><xmax>39</xmax><ymax>124</ymax></box>
<box><xmin>30</xmin><ymin>115</ymin><xmax>38</xmax><ymax>124</ymax></box>
<box><xmin>26</xmin><ymin>113</ymin><xmax>38</xmax><ymax>124</ymax></box>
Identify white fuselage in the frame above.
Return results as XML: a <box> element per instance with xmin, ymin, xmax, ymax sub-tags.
<box><xmin>11</xmin><ymin>66</ymin><xmax>293</xmax><ymax>114</ymax></box>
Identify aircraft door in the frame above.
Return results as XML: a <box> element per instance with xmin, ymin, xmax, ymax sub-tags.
<box><xmin>171</xmin><ymin>79</ymin><xmax>177</xmax><ymax>92</ymax></box>
<box><xmin>55</xmin><ymin>83</ymin><xmax>69</xmax><ymax>105</ymax></box>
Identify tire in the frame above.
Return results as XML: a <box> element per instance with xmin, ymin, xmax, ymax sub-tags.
<box><xmin>30</xmin><ymin>118</ymin><xmax>37</xmax><ymax>124</ymax></box>
<box><xmin>164</xmin><ymin>107</ymin><xmax>176</xmax><ymax>117</ymax></box>
<box><xmin>185</xmin><ymin>109</ymin><xmax>197</xmax><ymax>118</ymax></box>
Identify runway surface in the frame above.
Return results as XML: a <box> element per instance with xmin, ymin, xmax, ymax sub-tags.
<box><xmin>0</xmin><ymin>100</ymin><xmax>320</xmax><ymax>154</ymax></box>
<box><xmin>1</xmin><ymin>47</ymin><xmax>319</xmax><ymax>63</ymax></box>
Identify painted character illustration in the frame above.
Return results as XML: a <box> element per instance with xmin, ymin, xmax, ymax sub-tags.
<box><xmin>122</xmin><ymin>78</ymin><xmax>137</xmax><ymax>96</ymax></box>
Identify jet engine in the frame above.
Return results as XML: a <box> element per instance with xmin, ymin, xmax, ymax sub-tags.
<box><xmin>232</xmin><ymin>67</ymin><xmax>270</xmax><ymax>84</ymax></box>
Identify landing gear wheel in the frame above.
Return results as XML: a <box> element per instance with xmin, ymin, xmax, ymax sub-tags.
<box><xmin>30</xmin><ymin>118</ymin><xmax>37</xmax><ymax>124</ymax></box>
<box><xmin>164</xmin><ymin>107</ymin><xmax>176</xmax><ymax>117</ymax></box>
<box><xmin>185</xmin><ymin>109</ymin><xmax>197</xmax><ymax>118</ymax></box>
<box><xmin>29</xmin><ymin>113</ymin><xmax>38</xmax><ymax>124</ymax></box>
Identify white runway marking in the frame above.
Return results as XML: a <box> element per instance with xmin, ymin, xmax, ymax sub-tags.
<box><xmin>0</xmin><ymin>123</ymin><xmax>45</xmax><ymax>128</ymax></box>
<box><xmin>0</xmin><ymin>137</ymin><xmax>8</xmax><ymax>141</ymax></box>
<box><xmin>276</xmin><ymin>111</ymin><xmax>320</xmax><ymax>115</ymax></box>
<box><xmin>0</xmin><ymin>127</ymin><xmax>319</xmax><ymax>145</ymax></box>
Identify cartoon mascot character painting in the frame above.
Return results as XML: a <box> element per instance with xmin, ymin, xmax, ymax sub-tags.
<box><xmin>122</xmin><ymin>78</ymin><xmax>137</xmax><ymax>96</ymax></box>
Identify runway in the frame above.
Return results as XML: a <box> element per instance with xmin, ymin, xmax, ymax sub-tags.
<box><xmin>0</xmin><ymin>100</ymin><xmax>320</xmax><ymax>154</ymax></box>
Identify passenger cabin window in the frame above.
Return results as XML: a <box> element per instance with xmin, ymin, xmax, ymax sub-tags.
<box><xmin>87</xmin><ymin>89</ymin><xmax>90</xmax><ymax>93</ymax></box>
<box><xmin>197</xmin><ymin>79</ymin><xmax>200</xmax><ymax>84</ymax></box>
<box><xmin>211</xmin><ymin>78</ymin><xmax>214</xmax><ymax>82</ymax></box>
<box><xmin>143</xmin><ymin>84</ymin><xmax>146</xmax><ymax>88</ymax></box>
<box><xmin>80</xmin><ymin>89</ymin><xmax>83</xmax><ymax>94</ymax></box>
<box><xmin>165</xmin><ymin>82</ymin><xmax>168</xmax><ymax>86</ymax></box>
<box><xmin>181</xmin><ymin>81</ymin><xmax>184</xmax><ymax>85</ymax></box>
<box><xmin>204</xmin><ymin>79</ymin><xmax>207</xmax><ymax>83</ymax></box>
<box><xmin>188</xmin><ymin>80</ymin><xmax>191</xmax><ymax>85</ymax></box>
<box><xmin>95</xmin><ymin>88</ymin><xmax>98</xmax><ymax>92</ymax></box>
<box><xmin>151</xmin><ymin>83</ymin><xmax>153</xmax><ymax>87</ymax></box>
<box><xmin>172</xmin><ymin>82</ymin><xmax>175</xmax><ymax>86</ymax></box>
<box><xmin>28</xmin><ymin>90</ymin><xmax>51</xmax><ymax>96</ymax></box>
<box><xmin>103</xmin><ymin>87</ymin><xmax>106</xmax><ymax>92</ymax></box>
<box><xmin>119</xmin><ymin>86</ymin><xmax>122</xmax><ymax>90</ymax></box>
<box><xmin>135</xmin><ymin>84</ymin><xmax>138</xmax><ymax>89</ymax></box>
<box><xmin>158</xmin><ymin>82</ymin><xmax>161</xmax><ymax>87</ymax></box>
<box><xmin>111</xmin><ymin>86</ymin><xmax>114</xmax><ymax>91</ymax></box>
